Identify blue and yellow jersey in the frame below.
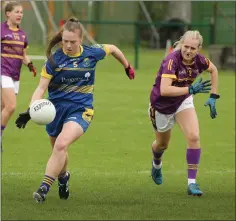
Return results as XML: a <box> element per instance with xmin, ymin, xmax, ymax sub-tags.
<box><xmin>41</xmin><ymin>44</ymin><xmax>110</xmax><ymax>107</ymax></box>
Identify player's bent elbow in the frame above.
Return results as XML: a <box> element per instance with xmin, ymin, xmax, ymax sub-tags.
<box><xmin>208</xmin><ymin>61</ymin><xmax>218</xmax><ymax>74</ymax></box>
<box><xmin>160</xmin><ymin>88</ymin><xmax>169</xmax><ymax>96</ymax></box>
<box><xmin>107</xmin><ymin>44</ymin><xmax>117</xmax><ymax>54</ymax></box>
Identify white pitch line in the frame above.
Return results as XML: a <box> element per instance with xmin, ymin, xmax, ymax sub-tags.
<box><xmin>1</xmin><ymin>169</ymin><xmax>235</xmax><ymax>177</ymax></box>
<box><xmin>30</xmin><ymin>55</ymin><xmax>46</xmax><ymax>60</ymax></box>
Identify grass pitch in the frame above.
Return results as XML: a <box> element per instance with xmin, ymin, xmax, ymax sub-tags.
<box><xmin>1</xmin><ymin>48</ymin><xmax>235</xmax><ymax>220</ymax></box>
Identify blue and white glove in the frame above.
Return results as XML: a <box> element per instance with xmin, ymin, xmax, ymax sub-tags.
<box><xmin>204</xmin><ymin>93</ymin><xmax>220</xmax><ymax>119</ymax></box>
<box><xmin>189</xmin><ymin>78</ymin><xmax>212</xmax><ymax>95</ymax></box>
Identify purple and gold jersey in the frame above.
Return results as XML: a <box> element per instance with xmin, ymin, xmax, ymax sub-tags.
<box><xmin>1</xmin><ymin>21</ymin><xmax>28</xmax><ymax>81</ymax></box>
<box><xmin>150</xmin><ymin>50</ymin><xmax>210</xmax><ymax>114</ymax></box>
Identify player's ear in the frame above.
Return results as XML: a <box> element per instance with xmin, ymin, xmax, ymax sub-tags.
<box><xmin>6</xmin><ymin>11</ymin><xmax>11</xmax><ymax>18</ymax></box>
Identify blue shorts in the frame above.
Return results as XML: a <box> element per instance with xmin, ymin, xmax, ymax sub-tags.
<box><xmin>46</xmin><ymin>102</ymin><xmax>94</xmax><ymax>137</ymax></box>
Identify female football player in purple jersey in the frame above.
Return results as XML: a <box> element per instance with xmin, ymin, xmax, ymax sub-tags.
<box><xmin>15</xmin><ymin>17</ymin><xmax>135</xmax><ymax>203</ymax></box>
<box><xmin>148</xmin><ymin>30</ymin><xmax>220</xmax><ymax>196</ymax></box>
<box><xmin>1</xmin><ymin>1</ymin><xmax>37</xmax><ymax>151</ymax></box>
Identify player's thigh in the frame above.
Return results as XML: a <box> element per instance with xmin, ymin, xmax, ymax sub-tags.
<box><xmin>54</xmin><ymin>107</ymin><xmax>94</xmax><ymax>149</ymax></box>
<box><xmin>54</xmin><ymin>121</ymin><xmax>84</xmax><ymax>150</ymax></box>
<box><xmin>1</xmin><ymin>88</ymin><xmax>16</xmax><ymax>108</ymax></box>
<box><xmin>148</xmin><ymin>104</ymin><xmax>173</xmax><ymax>146</ymax></box>
<box><xmin>1</xmin><ymin>76</ymin><xmax>17</xmax><ymax>107</ymax></box>
<box><xmin>175</xmin><ymin>108</ymin><xmax>199</xmax><ymax>140</ymax></box>
<box><xmin>148</xmin><ymin>105</ymin><xmax>175</xmax><ymax>132</ymax></box>
<box><xmin>154</xmin><ymin>129</ymin><xmax>171</xmax><ymax>147</ymax></box>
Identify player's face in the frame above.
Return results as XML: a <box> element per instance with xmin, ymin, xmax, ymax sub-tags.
<box><xmin>181</xmin><ymin>37</ymin><xmax>200</xmax><ymax>63</ymax></box>
<box><xmin>62</xmin><ymin>29</ymin><xmax>82</xmax><ymax>55</ymax></box>
<box><xmin>7</xmin><ymin>6</ymin><xmax>23</xmax><ymax>26</ymax></box>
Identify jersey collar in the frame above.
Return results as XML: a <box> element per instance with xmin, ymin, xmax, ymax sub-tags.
<box><xmin>62</xmin><ymin>45</ymin><xmax>83</xmax><ymax>57</ymax></box>
<box><xmin>5</xmin><ymin>21</ymin><xmax>19</xmax><ymax>31</ymax></box>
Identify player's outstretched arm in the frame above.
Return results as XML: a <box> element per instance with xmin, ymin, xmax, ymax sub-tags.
<box><xmin>106</xmin><ymin>44</ymin><xmax>135</xmax><ymax>80</ymax></box>
<box><xmin>15</xmin><ymin>77</ymin><xmax>50</xmax><ymax>129</ymax></box>
<box><xmin>204</xmin><ymin>61</ymin><xmax>220</xmax><ymax>119</ymax></box>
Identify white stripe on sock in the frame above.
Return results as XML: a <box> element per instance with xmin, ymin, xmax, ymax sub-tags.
<box><xmin>153</xmin><ymin>161</ymin><xmax>162</xmax><ymax>169</ymax></box>
<box><xmin>188</xmin><ymin>179</ymin><xmax>196</xmax><ymax>185</ymax></box>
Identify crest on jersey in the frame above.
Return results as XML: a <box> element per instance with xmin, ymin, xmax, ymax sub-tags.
<box><xmin>13</xmin><ymin>33</ymin><xmax>20</xmax><ymax>40</ymax></box>
<box><xmin>187</xmin><ymin>68</ymin><xmax>192</xmax><ymax>77</ymax></box>
<box><xmin>83</xmin><ymin>58</ymin><xmax>90</xmax><ymax>67</ymax></box>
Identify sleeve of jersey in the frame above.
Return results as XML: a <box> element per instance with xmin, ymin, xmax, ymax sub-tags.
<box><xmin>161</xmin><ymin>58</ymin><xmax>177</xmax><ymax>80</ymax></box>
<box><xmin>92</xmin><ymin>44</ymin><xmax>110</xmax><ymax>61</ymax></box>
<box><xmin>197</xmin><ymin>54</ymin><xmax>210</xmax><ymax>72</ymax></box>
<box><xmin>41</xmin><ymin>60</ymin><xmax>54</xmax><ymax>80</ymax></box>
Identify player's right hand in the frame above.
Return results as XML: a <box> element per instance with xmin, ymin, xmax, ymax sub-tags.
<box><xmin>125</xmin><ymin>64</ymin><xmax>135</xmax><ymax>80</ymax></box>
<box><xmin>15</xmin><ymin>109</ymin><xmax>31</xmax><ymax>129</ymax></box>
<box><xmin>189</xmin><ymin>78</ymin><xmax>211</xmax><ymax>95</ymax></box>
<box><xmin>27</xmin><ymin>62</ymin><xmax>37</xmax><ymax>77</ymax></box>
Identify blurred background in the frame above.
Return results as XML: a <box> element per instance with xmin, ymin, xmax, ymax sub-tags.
<box><xmin>1</xmin><ymin>1</ymin><xmax>235</xmax><ymax>69</ymax></box>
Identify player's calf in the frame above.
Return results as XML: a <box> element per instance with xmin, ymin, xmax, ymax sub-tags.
<box><xmin>151</xmin><ymin>148</ymin><xmax>164</xmax><ymax>185</ymax></box>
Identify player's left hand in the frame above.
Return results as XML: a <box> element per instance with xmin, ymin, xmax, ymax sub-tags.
<box><xmin>15</xmin><ymin>108</ymin><xmax>31</xmax><ymax>129</ymax></box>
<box><xmin>125</xmin><ymin>64</ymin><xmax>135</xmax><ymax>80</ymax></box>
<box><xmin>204</xmin><ymin>93</ymin><xmax>220</xmax><ymax>119</ymax></box>
<box><xmin>27</xmin><ymin>61</ymin><xmax>37</xmax><ymax>77</ymax></box>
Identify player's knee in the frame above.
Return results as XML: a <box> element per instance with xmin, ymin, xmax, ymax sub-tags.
<box><xmin>53</xmin><ymin>140</ymin><xmax>68</xmax><ymax>152</ymax></box>
<box><xmin>151</xmin><ymin>140</ymin><xmax>157</xmax><ymax>149</ymax></box>
<box><xmin>158</xmin><ymin>145</ymin><xmax>168</xmax><ymax>151</ymax></box>
<box><xmin>187</xmin><ymin>132</ymin><xmax>200</xmax><ymax>143</ymax></box>
<box><xmin>152</xmin><ymin>140</ymin><xmax>168</xmax><ymax>150</ymax></box>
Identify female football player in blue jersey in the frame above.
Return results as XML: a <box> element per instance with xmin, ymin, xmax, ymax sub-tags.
<box><xmin>148</xmin><ymin>30</ymin><xmax>219</xmax><ymax>196</ymax></box>
<box><xmin>15</xmin><ymin>17</ymin><xmax>135</xmax><ymax>203</ymax></box>
<box><xmin>1</xmin><ymin>1</ymin><xmax>37</xmax><ymax>151</ymax></box>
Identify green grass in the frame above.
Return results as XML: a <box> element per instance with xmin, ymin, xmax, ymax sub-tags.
<box><xmin>1</xmin><ymin>47</ymin><xmax>235</xmax><ymax>220</ymax></box>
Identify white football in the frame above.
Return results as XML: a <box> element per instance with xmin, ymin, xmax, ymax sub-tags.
<box><xmin>29</xmin><ymin>99</ymin><xmax>56</xmax><ymax>125</ymax></box>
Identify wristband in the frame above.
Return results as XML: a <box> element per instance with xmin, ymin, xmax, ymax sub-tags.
<box><xmin>210</xmin><ymin>93</ymin><xmax>220</xmax><ymax>99</ymax></box>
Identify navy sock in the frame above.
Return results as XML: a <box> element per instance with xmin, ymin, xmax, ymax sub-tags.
<box><xmin>40</xmin><ymin>175</ymin><xmax>55</xmax><ymax>193</ymax></box>
<box><xmin>58</xmin><ymin>171</ymin><xmax>69</xmax><ymax>184</ymax></box>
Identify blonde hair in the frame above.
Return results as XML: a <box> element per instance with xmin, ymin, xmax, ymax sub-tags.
<box><xmin>173</xmin><ymin>30</ymin><xmax>203</xmax><ymax>51</ymax></box>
